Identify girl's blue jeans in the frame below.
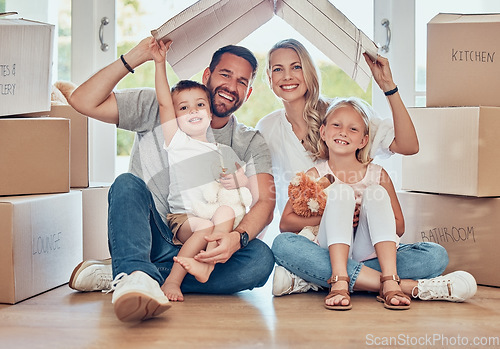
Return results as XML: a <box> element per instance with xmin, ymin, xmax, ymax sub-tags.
<box><xmin>107</xmin><ymin>173</ymin><xmax>275</xmax><ymax>293</ymax></box>
<box><xmin>272</xmin><ymin>232</ymin><xmax>449</xmax><ymax>293</ymax></box>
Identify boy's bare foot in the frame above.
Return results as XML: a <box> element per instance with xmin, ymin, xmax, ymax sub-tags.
<box><xmin>161</xmin><ymin>281</ymin><xmax>184</xmax><ymax>302</ymax></box>
<box><xmin>174</xmin><ymin>256</ymin><xmax>214</xmax><ymax>283</ymax></box>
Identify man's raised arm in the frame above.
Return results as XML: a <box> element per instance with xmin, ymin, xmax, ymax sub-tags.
<box><xmin>69</xmin><ymin>37</ymin><xmax>153</xmax><ymax>125</ymax></box>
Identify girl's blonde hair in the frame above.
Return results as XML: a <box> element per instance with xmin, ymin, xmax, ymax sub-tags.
<box><xmin>314</xmin><ymin>97</ymin><xmax>373</xmax><ymax>164</ymax></box>
<box><xmin>266</xmin><ymin>39</ymin><xmax>329</xmax><ymax>154</ymax></box>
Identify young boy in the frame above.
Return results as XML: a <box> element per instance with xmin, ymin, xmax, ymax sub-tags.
<box><xmin>150</xmin><ymin>38</ymin><xmax>254</xmax><ymax>302</ymax></box>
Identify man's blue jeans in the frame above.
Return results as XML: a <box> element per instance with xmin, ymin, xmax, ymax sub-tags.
<box><xmin>107</xmin><ymin>173</ymin><xmax>275</xmax><ymax>294</ymax></box>
<box><xmin>272</xmin><ymin>233</ymin><xmax>449</xmax><ymax>292</ymax></box>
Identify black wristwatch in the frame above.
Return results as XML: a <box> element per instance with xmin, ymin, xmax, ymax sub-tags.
<box><xmin>236</xmin><ymin>228</ymin><xmax>249</xmax><ymax>249</ymax></box>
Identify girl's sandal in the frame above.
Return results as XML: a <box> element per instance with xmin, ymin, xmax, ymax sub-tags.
<box><xmin>324</xmin><ymin>276</ymin><xmax>352</xmax><ymax>311</ymax></box>
<box><xmin>376</xmin><ymin>275</ymin><xmax>411</xmax><ymax>310</ymax></box>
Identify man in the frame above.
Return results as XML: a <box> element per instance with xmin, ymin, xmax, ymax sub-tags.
<box><xmin>68</xmin><ymin>37</ymin><xmax>276</xmax><ymax>322</ymax></box>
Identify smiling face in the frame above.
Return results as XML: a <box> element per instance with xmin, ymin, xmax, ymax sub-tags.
<box><xmin>203</xmin><ymin>52</ymin><xmax>253</xmax><ymax>119</ymax></box>
<box><xmin>171</xmin><ymin>87</ymin><xmax>212</xmax><ymax>139</ymax></box>
<box><xmin>320</xmin><ymin>104</ymin><xmax>369</xmax><ymax>159</ymax></box>
<box><xmin>268</xmin><ymin>48</ymin><xmax>308</xmax><ymax>104</ymax></box>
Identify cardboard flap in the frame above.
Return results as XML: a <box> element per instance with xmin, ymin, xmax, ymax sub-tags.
<box><xmin>151</xmin><ymin>0</ymin><xmax>275</xmax><ymax>79</ymax></box>
<box><xmin>275</xmin><ymin>0</ymin><xmax>377</xmax><ymax>91</ymax></box>
<box><xmin>150</xmin><ymin>0</ymin><xmax>377</xmax><ymax>90</ymax></box>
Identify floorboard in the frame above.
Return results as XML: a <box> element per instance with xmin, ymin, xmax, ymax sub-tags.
<box><xmin>1</xmin><ymin>278</ymin><xmax>499</xmax><ymax>348</ymax></box>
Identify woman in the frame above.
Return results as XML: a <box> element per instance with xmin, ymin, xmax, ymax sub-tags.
<box><xmin>256</xmin><ymin>39</ymin><xmax>476</xmax><ymax>304</ymax></box>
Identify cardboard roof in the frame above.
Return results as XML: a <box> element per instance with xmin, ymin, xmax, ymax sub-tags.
<box><xmin>151</xmin><ymin>0</ymin><xmax>378</xmax><ymax>91</ymax></box>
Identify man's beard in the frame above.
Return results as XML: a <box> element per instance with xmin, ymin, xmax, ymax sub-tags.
<box><xmin>208</xmin><ymin>81</ymin><xmax>243</xmax><ymax>118</ymax></box>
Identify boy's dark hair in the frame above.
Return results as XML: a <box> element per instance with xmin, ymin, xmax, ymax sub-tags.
<box><xmin>171</xmin><ymin>80</ymin><xmax>211</xmax><ymax>103</ymax></box>
<box><xmin>209</xmin><ymin>45</ymin><xmax>258</xmax><ymax>81</ymax></box>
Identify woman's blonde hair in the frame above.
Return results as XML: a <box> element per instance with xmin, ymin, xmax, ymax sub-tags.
<box><xmin>314</xmin><ymin>97</ymin><xmax>373</xmax><ymax>164</ymax></box>
<box><xmin>266</xmin><ymin>39</ymin><xmax>329</xmax><ymax>153</ymax></box>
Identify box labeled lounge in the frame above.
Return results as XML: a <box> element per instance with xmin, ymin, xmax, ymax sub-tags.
<box><xmin>426</xmin><ymin>13</ymin><xmax>500</xmax><ymax>107</ymax></box>
<box><xmin>0</xmin><ymin>18</ymin><xmax>54</xmax><ymax>116</ymax></box>
<box><xmin>0</xmin><ymin>117</ymin><xmax>70</xmax><ymax>196</ymax></box>
<box><xmin>398</xmin><ymin>191</ymin><xmax>500</xmax><ymax>287</ymax></box>
<box><xmin>0</xmin><ymin>191</ymin><xmax>83</xmax><ymax>304</ymax></box>
<box><xmin>402</xmin><ymin>107</ymin><xmax>500</xmax><ymax>197</ymax></box>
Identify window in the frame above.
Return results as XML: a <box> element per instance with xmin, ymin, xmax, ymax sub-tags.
<box><xmin>3</xmin><ymin>0</ymin><xmax>70</xmax><ymax>83</ymax></box>
<box><xmin>57</xmin><ymin>1</ymin><xmax>71</xmax><ymax>82</ymax></box>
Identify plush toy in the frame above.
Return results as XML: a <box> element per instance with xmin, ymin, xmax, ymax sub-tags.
<box><xmin>192</xmin><ymin>180</ymin><xmax>253</xmax><ymax>229</ymax></box>
<box><xmin>287</xmin><ymin>172</ymin><xmax>334</xmax><ymax>241</ymax></box>
<box><xmin>51</xmin><ymin>80</ymin><xmax>77</xmax><ymax>105</ymax></box>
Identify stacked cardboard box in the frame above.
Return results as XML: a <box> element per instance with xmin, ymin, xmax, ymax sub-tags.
<box><xmin>0</xmin><ymin>18</ymin><xmax>110</xmax><ymax>303</ymax></box>
<box><xmin>400</xmin><ymin>13</ymin><xmax>500</xmax><ymax>287</ymax></box>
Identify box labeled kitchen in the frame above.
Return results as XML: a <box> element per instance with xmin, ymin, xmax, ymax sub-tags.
<box><xmin>426</xmin><ymin>13</ymin><xmax>500</xmax><ymax>107</ymax></box>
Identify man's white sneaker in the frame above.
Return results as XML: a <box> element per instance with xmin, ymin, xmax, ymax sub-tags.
<box><xmin>272</xmin><ymin>265</ymin><xmax>320</xmax><ymax>296</ymax></box>
<box><xmin>69</xmin><ymin>259</ymin><xmax>113</xmax><ymax>292</ymax></box>
<box><xmin>412</xmin><ymin>271</ymin><xmax>477</xmax><ymax>302</ymax></box>
<box><xmin>110</xmin><ymin>271</ymin><xmax>171</xmax><ymax>322</ymax></box>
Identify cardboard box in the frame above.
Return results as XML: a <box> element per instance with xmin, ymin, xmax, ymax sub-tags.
<box><xmin>151</xmin><ymin>0</ymin><xmax>377</xmax><ymax>91</ymax></box>
<box><xmin>0</xmin><ymin>191</ymin><xmax>83</xmax><ymax>304</ymax></box>
<box><xmin>47</xmin><ymin>105</ymin><xmax>89</xmax><ymax>188</ymax></box>
<box><xmin>398</xmin><ymin>191</ymin><xmax>500</xmax><ymax>287</ymax></box>
<box><xmin>426</xmin><ymin>13</ymin><xmax>500</xmax><ymax>107</ymax></box>
<box><xmin>0</xmin><ymin>19</ymin><xmax>54</xmax><ymax>116</ymax></box>
<box><xmin>16</xmin><ymin>105</ymin><xmax>90</xmax><ymax>187</ymax></box>
<box><xmin>0</xmin><ymin>117</ymin><xmax>70</xmax><ymax>196</ymax></box>
<box><xmin>402</xmin><ymin>107</ymin><xmax>500</xmax><ymax>197</ymax></box>
<box><xmin>78</xmin><ymin>185</ymin><xmax>111</xmax><ymax>260</ymax></box>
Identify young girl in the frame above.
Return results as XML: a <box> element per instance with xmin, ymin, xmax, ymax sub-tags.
<box><xmin>303</xmin><ymin>97</ymin><xmax>410</xmax><ymax>310</ymax></box>
<box><xmin>150</xmin><ymin>39</ymin><xmax>253</xmax><ymax>302</ymax></box>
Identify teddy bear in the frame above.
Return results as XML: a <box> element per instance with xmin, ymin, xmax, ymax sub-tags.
<box><xmin>287</xmin><ymin>172</ymin><xmax>334</xmax><ymax>241</ymax></box>
<box><xmin>51</xmin><ymin>80</ymin><xmax>77</xmax><ymax>105</ymax></box>
<box><xmin>192</xmin><ymin>180</ymin><xmax>253</xmax><ymax>229</ymax></box>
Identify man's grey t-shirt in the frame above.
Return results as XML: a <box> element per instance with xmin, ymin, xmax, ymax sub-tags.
<box><xmin>115</xmin><ymin>88</ymin><xmax>273</xmax><ymax>223</ymax></box>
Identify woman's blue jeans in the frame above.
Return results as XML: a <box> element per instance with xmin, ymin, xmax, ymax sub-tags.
<box><xmin>272</xmin><ymin>233</ymin><xmax>449</xmax><ymax>293</ymax></box>
<box><xmin>107</xmin><ymin>173</ymin><xmax>275</xmax><ymax>294</ymax></box>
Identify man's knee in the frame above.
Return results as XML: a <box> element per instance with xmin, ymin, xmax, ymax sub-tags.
<box><xmin>248</xmin><ymin>239</ymin><xmax>275</xmax><ymax>274</ymax></box>
<box><xmin>109</xmin><ymin>173</ymin><xmax>148</xmax><ymax>201</ymax></box>
<box><xmin>111</xmin><ymin>173</ymin><xmax>145</xmax><ymax>191</ymax></box>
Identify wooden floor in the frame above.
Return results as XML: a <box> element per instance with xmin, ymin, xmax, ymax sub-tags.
<box><xmin>1</xmin><ymin>277</ymin><xmax>499</xmax><ymax>349</ymax></box>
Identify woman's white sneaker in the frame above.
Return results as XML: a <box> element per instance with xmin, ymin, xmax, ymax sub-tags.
<box><xmin>110</xmin><ymin>271</ymin><xmax>171</xmax><ymax>322</ymax></box>
<box><xmin>412</xmin><ymin>271</ymin><xmax>477</xmax><ymax>302</ymax></box>
<box><xmin>272</xmin><ymin>265</ymin><xmax>320</xmax><ymax>296</ymax></box>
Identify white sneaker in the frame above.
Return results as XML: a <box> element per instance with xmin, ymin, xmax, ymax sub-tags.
<box><xmin>272</xmin><ymin>265</ymin><xmax>320</xmax><ymax>296</ymax></box>
<box><xmin>412</xmin><ymin>271</ymin><xmax>477</xmax><ymax>302</ymax></box>
<box><xmin>110</xmin><ymin>271</ymin><xmax>171</xmax><ymax>322</ymax></box>
<box><xmin>69</xmin><ymin>259</ymin><xmax>113</xmax><ymax>292</ymax></box>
